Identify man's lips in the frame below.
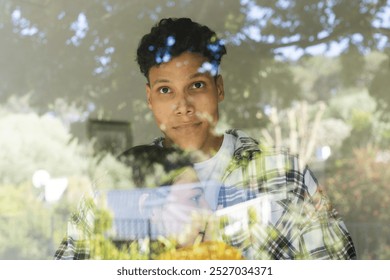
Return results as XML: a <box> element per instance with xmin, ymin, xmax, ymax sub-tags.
<box><xmin>172</xmin><ymin>122</ymin><xmax>202</xmax><ymax>130</ymax></box>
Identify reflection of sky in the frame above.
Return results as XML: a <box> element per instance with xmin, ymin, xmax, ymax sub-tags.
<box><xmin>275</xmin><ymin>39</ymin><xmax>351</xmax><ymax>61</ymax></box>
<box><xmin>8</xmin><ymin>2</ymin><xmax>390</xmax><ymax>65</ymax></box>
<box><xmin>239</xmin><ymin>0</ymin><xmax>390</xmax><ymax>60</ymax></box>
<box><xmin>373</xmin><ymin>5</ymin><xmax>390</xmax><ymax>28</ymax></box>
<box><xmin>11</xmin><ymin>8</ymin><xmax>41</xmax><ymax>37</ymax></box>
<box><xmin>67</xmin><ymin>13</ymin><xmax>89</xmax><ymax>46</ymax></box>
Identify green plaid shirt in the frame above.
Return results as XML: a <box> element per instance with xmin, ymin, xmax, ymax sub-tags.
<box><xmin>54</xmin><ymin>129</ymin><xmax>356</xmax><ymax>260</ymax></box>
<box><xmin>213</xmin><ymin>129</ymin><xmax>356</xmax><ymax>259</ymax></box>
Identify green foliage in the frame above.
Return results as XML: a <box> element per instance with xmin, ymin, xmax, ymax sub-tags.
<box><xmin>88</xmin><ymin>152</ymin><xmax>136</xmax><ymax>190</ymax></box>
<box><xmin>0</xmin><ymin>111</ymin><xmax>87</xmax><ymax>185</ymax></box>
<box><xmin>325</xmin><ymin>146</ymin><xmax>390</xmax><ymax>259</ymax></box>
<box><xmin>89</xmin><ymin>205</ymin><xmax>144</xmax><ymax>260</ymax></box>
<box><xmin>327</xmin><ymin>89</ymin><xmax>376</xmax><ymax>121</ymax></box>
<box><xmin>0</xmin><ymin>183</ymin><xmax>54</xmax><ymax>259</ymax></box>
<box><xmin>316</xmin><ymin>118</ymin><xmax>351</xmax><ymax>150</ymax></box>
<box><xmin>292</xmin><ymin>55</ymin><xmax>342</xmax><ymax>102</ymax></box>
<box><xmin>88</xmin><ymin>204</ymin><xmax>173</xmax><ymax>260</ymax></box>
<box><xmin>339</xmin><ymin>45</ymin><xmax>366</xmax><ymax>88</ymax></box>
<box><xmin>292</xmin><ymin>52</ymin><xmax>388</xmax><ymax>103</ymax></box>
<box><xmin>0</xmin><ymin>109</ymin><xmax>92</xmax><ymax>259</ymax></box>
<box><xmin>325</xmin><ymin>89</ymin><xmax>390</xmax><ymax>154</ymax></box>
<box><xmin>369</xmin><ymin>55</ymin><xmax>390</xmax><ymax>113</ymax></box>
<box><xmin>0</xmin><ymin>108</ymin><xmax>139</xmax><ymax>259</ymax></box>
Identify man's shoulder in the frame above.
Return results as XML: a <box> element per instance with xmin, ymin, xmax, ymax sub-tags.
<box><xmin>225</xmin><ymin>129</ymin><xmax>257</xmax><ymax>142</ymax></box>
<box><xmin>224</xmin><ymin>129</ymin><xmax>260</xmax><ymax>157</ymax></box>
<box><xmin>225</xmin><ymin>128</ymin><xmax>300</xmax><ymax>170</ymax></box>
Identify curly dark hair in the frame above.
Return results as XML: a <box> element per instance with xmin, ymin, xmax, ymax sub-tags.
<box><xmin>136</xmin><ymin>17</ymin><xmax>227</xmax><ymax>79</ymax></box>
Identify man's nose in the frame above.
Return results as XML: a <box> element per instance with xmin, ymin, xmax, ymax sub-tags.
<box><xmin>173</xmin><ymin>92</ymin><xmax>194</xmax><ymax>115</ymax></box>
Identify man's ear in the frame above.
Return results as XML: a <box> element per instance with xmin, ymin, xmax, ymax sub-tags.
<box><xmin>216</xmin><ymin>75</ymin><xmax>224</xmax><ymax>102</ymax></box>
<box><xmin>146</xmin><ymin>83</ymin><xmax>152</xmax><ymax>109</ymax></box>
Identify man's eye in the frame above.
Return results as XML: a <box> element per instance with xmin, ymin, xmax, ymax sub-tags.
<box><xmin>159</xmin><ymin>87</ymin><xmax>171</xmax><ymax>94</ymax></box>
<box><xmin>191</xmin><ymin>194</ymin><xmax>201</xmax><ymax>206</ymax></box>
<box><xmin>192</xmin><ymin>82</ymin><xmax>205</xmax><ymax>89</ymax></box>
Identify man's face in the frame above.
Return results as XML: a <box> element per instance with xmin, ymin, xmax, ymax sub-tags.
<box><xmin>160</xmin><ymin>183</ymin><xmax>211</xmax><ymax>246</ymax></box>
<box><xmin>146</xmin><ymin>52</ymin><xmax>224</xmax><ymax>155</ymax></box>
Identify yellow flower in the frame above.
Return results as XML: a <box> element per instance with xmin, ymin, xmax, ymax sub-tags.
<box><xmin>157</xmin><ymin>241</ymin><xmax>244</xmax><ymax>260</ymax></box>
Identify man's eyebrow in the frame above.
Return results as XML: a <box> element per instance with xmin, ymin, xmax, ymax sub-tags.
<box><xmin>151</xmin><ymin>73</ymin><xmax>210</xmax><ymax>86</ymax></box>
<box><xmin>189</xmin><ymin>72</ymin><xmax>210</xmax><ymax>79</ymax></box>
<box><xmin>191</xmin><ymin>186</ymin><xmax>205</xmax><ymax>193</ymax></box>
<box><xmin>151</xmin><ymin>78</ymin><xmax>170</xmax><ymax>86</ymax></box>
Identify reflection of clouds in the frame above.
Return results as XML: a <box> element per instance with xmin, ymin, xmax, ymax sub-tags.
<box><xmin>11</xmin><ymin>8</ymin><xmax>41</xmax><ymax>37</ymax></box>
<box><xmin>166</xmin><ymin>35</ymin><xmax>175</xmax><ymax>46</ymax></box>
<box><xmin>150</xmin><ymin>34</ymin><xmax>225</xmax><ymax>73</ymax></box>
<box><xmin>153</xmin><ymin>35</ymin><xmax>175</xmax><ymax>64</ymax></box>
<box><xmin>155</xmin><ymin>50</ymin><xmax>171</xmax><ymax>64</ymax></box>
<box><xmin>198</xmin><ymin>61</ymin><xmax>218</xmax><ymax>76</ymax></box>
<box><xmin>67</xmin><ymin>13</ymin><xmax>89</xmax><ymax>46</ymax></box>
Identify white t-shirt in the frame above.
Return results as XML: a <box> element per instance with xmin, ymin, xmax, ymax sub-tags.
<box><xmin>194</xmin><ymin>133</ymin><xmax>235</xmax><ymax>183</ymax></box>
<box><xmin>194</xmin><ymin>133</ymin><xmax>234</xmax><ymax>182</ymax></box>
<box><xmin>194</xmin><ymin>133</ymin><xmax>235</xmax><ymax>210</ymax></box>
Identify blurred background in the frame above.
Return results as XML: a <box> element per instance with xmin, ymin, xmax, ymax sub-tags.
<box><xmin>0</xmin><ymin>0</ymin><xmax>389</xmax><ymax>259</ymax></box>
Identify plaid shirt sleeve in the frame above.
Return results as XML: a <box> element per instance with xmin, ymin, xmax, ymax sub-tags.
<box><xmin>218</xmin><ymin>143</ymin><xmax>357</xmax><ymax>260</ymax></box>
<box><xmin>54</xmin><ymin>195</ymin><xmax>95</xmax><ymax>260</ymax></box>
<box><xmin>297</xmin><ymin>167</ymin><xmax>356</xmax><ymax>259</ymax></box>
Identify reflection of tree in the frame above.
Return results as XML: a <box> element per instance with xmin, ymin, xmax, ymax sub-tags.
<box><xmin>259</xmin><ymin>101</ymin><xmax>326</xmax><ymax>168</ymax></box>
<box><xmin>92</xmin><ymin>130</ymin><xmax>126</xmax><ymax>155</ymax></box>
<box><xmin>0</xmin><ymin>107</ymin><xmax>137</xmax><ymax>259</ymax></box>
<box><xmin>0</xmin><ymin>183</ymin><xmax>54</xmax><ymax>259</ymax></box>
<box><xmin>1</xmin><ymin>0</ymin><xmax>389</xmax><ymax>260</ymax></box>
<box><xmin>1</xmin><ymin>0</ymin><xmax>389</xmax><ymax>134</ymax></box>
<box><xmin>325</xmin><ymin>147</ymin><xmax>390</xmax><ymax>259</ymax></box>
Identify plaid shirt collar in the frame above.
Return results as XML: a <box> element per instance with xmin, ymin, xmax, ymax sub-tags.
<box><xmin>152</xmin><ymin>129</ymin><xmax>261</xmax><ymax>157</ymax></box>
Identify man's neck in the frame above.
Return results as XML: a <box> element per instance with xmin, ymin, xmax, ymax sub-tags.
<box><xmin>162</xmin><ymin>134</ymin><xmax>224</xmax><ymax>161</ymax></box>
<box><xmin>193</xmin><ymin>135</ymin><xmax>224</xmax><ymax>162</ymax></box>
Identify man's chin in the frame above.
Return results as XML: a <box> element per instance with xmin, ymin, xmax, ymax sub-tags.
<box><xmin>162</xmin><ymin>135</ymin><xmax>196</xmax><ymax>148</ymax></box>
<box><xmin>163</xmin><ymin>130</ymin><xmax>222</xmax><ymax>156</ymax></box>
<box><xmin>174</xmin><ymin>141</ymin><xmax>201</xmax><ymax>152</ymax></box>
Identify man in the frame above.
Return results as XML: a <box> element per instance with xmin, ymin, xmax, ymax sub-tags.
<box><xmin>135</xmin><ymin>17</ymin><xmax>356</xmax><ymax>259</ymax></box>
<box><xmin>55</xmin><ymin>17</ymin><xmax>356</xmax><ymax>259</ymax></box>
